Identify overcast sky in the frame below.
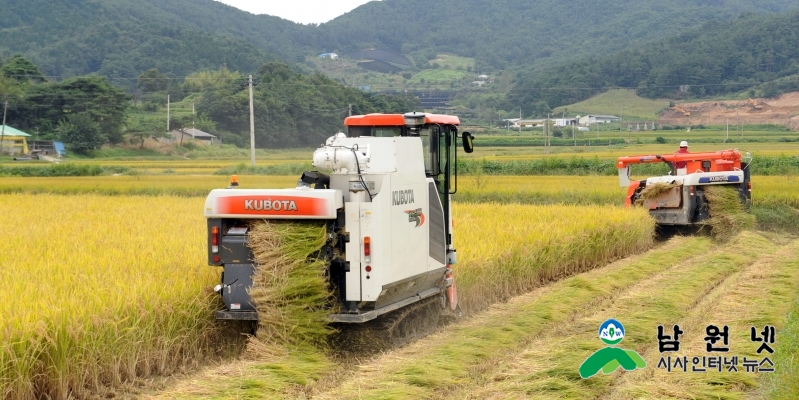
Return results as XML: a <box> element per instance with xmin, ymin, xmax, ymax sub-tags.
<box><xmin>214</xmin><ymin>1</ymin><xmax>376</xmax><ymax>25</ymax></box>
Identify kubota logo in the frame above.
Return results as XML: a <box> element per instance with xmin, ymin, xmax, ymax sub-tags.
<box><xmin>405</xmin><ymin>208</ymin><xmax>425</xmax><ymax>227</ymax></box>
<box><xmin>392</xmin><ymin>189</ymin><xmax>415</xmax><ymax>206</ymax></box>
<box><xmin>244</xmin><ymin>199</ymin><xmax>299</xmax><ymax>211</ymax></box>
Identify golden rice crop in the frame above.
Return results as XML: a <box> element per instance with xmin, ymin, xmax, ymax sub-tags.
<box><xmin>0</xmin><ymin>176</ymin><xmax>298</xmax><ymax>196</ymax></box>
<box><xmin>0</xmin><ymin>194</ymin><xmax>219</xmax><ymax>399</ymax></box>
<box><xmin>753</xmin><ymin>175</ymin><xmax>799</xmax><ymax>208</ymax></box>
<box><xmin>452</xmin><ymin>202</ymin><xmax>655</xmax><ymax>313</ymax></box>
<box><xmin>456</xmin><ymin>175</ymin><xmax>623</xmax><ymax>205</ymax></box>
<box><xmin>2</xmin><ymin>174</ymin><xmax>797</xmax><ymax>211</ymax></box>
<box><xmin>465</xmin><ymin>142</ymin><xmax>799</xmax><ymax>161</ymax></box>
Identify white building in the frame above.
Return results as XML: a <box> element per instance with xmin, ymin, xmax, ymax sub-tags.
<box><xmin>578</xmin><ymin>114</ymin><xmax>621</xmax><ymax>125</ymax></box>
<box><xmin>554</xmin><ymin>117</ymin><xmax>579</xmax><ymax>127</ymax></box>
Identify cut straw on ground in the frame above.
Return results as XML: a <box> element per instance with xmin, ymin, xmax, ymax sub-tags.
<box><xmin>310</xmin><ymin>235</ymin><xmax>710</xmax><ymax>400</ymax></box>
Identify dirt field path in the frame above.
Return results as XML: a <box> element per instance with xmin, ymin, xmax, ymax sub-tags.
<box><xmin>148</xmin><ymin>232</ymin><xmax>799</xmax><ymax>399</ymax></box>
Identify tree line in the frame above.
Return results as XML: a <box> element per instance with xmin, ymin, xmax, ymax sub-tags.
<box><xmin>0</xmin><ymin>57</ymin><xmax>419</xmax><ymax>153</ymax></box>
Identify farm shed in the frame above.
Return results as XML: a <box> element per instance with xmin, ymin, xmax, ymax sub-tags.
<box><xmin>169</xmin><ymin>128</ymin><xmax>218</xmax><ymax>144</ymax></box>
<box><xmin>0</xmin><ymin>125</ymin><xmax>31</xmax><ymax>155</ymax></box>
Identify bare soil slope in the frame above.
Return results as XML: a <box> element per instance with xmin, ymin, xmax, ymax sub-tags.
<box><xmin>660</xmin><ymin>92</ymin><xmax>799</xmax><ymax>129</ymax></box>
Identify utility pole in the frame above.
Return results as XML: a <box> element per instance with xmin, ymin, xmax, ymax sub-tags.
<box><xmin>249</xmin><ymin>75</ymin><xmax>256</xmax><ymax>167</ymax></box>
<box><xmin>546</xmin><ymin>113</ymin><xmax>550</xmax><ymax>152</ymax></box>
<box><xmin>167</xmin><ymin>95</ymin><xmax>170</xmax><ymax>132</ymax></box>
<box><xmin>192</xmin><ymin>102</ymin><xmax>195</xmax><ymax>130</ymax></box>
<box><xmin>348</xmin><ymin>104</ymin><xmax>352</xmax><ymax>117</ymax></box>
<box><xmin>0</xmin><ymin>101</ymin><xmax>7</xmax><ymax>154</ymax></box>
<box><xmin>519</xmin><ymin>107</ymin><xmax>521</xmax><ymax>134</ymax></box>
<box><xmin>572</xmin><ymin>121</ymin><xmax>576</xmax><ymax>147</ymax></box>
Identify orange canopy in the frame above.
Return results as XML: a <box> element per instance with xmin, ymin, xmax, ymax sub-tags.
<box><xmin>344</xmin><ymin>113</ymin><xmax>460</xmax><ymax>126</ymax></box>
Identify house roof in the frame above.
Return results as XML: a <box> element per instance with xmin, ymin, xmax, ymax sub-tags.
<box><xmin>589</xmin><ymin>115</ymin><xmax>620</xmax><ymax>119</ymax></box>
<box><xmin>0</xmin><ymin>125</ymin><xmax>31</xmax><ymax>137</ymax></box>
<box><xmin>172</xmin><ymin>128</ymin><xmax>216</xmax><ymax>138</ymax></box>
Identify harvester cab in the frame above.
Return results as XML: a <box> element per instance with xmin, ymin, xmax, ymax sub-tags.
<box><xmin>616</xmin><ymin>149</ymin><xmax>752</xmax><ymax>226</ymax></box>
<box><xmin>204</xmin><ymin>113</ymin><xmax>473</xmax><ymax>325</ymax></box>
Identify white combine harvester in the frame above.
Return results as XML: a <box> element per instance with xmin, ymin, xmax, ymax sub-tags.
<box><xmin>204</xmin><ymin>112</ymin><xmax>474</xmax><ymax>344</ymax></box>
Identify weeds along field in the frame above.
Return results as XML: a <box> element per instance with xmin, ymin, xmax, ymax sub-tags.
<box><xmin>0</xmin><ymin>185</ymin><xmax>655</xmax><ymax>399</ymax></box>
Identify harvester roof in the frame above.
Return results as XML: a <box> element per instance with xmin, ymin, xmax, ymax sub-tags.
<box><xmin>616</xmin><ymin>149</ymin><xmax>742</xmax><ymax>171</ymax></box>
<box><xmin>344</xmin><ymin>113</ymin><xmax>460</xmax><ymax>126</ymax></box>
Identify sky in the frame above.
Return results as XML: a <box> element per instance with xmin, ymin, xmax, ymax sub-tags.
<box><xmin>214</xmin><ymin>1</ymin><xmax>376</xmax><ymax>25</ymax></box>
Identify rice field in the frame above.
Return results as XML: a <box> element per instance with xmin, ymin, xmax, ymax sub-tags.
<box><xmin>0</xmin><ymin>185</ymin><xmax>654</xmax><ymax>398</ymax></box>
<box><xmin>0</xmin><ymin>175</ymin><xmax>298</xmax><ymax>196</ymax></box>
<box><xmin>0</xmin><ymin>194</ymin><xmax>220</xmax><ymax>399</ymax></box>
<box><xmin>1</xmin><ymin>160</ymin><xmax>797</xmax><ymax>399</ymax></box>
<box><xmin>466</xmin><ymin>141</ymin><xmax>799</xmax><ymax>161</ymax></box>
<box><xmin>1</xmin><ymin>174</ymin><xmax>794</xmax><ymax>206</ymax></box>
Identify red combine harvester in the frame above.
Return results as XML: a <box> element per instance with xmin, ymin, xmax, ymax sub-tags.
<box><xmin>616</xmin><ymin>149</ymin><xmax>752</xmax><ymax>226</ymax></box>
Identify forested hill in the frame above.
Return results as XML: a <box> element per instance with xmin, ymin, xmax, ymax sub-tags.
<box><xmin>507</xmin><ymin>10</ymin><xmax>799</xmax><ymax>117</ymax></box>
<box><xmin>0</xmin><ymin>0</ymin><xmax>297</xmax><ymax>81</ymax></box>
<box><xmin>1</xmin><ymin>0</ymin><xmax>796</xmax><ymax>82</ymax></box>
<box><xmin>319</xmin><ymin>0</ymin><xmax>797</xmax><ymax>70</ymax></box>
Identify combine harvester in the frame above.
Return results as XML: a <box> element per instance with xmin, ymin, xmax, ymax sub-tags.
<box><xmin>616</xmin><ymin>148</ymin><xmax>752</xmax><ymax>228</ymax></box>
<box><xmin>204</xmin><ymin>112</ymin><xmax>474</xmax><ymax>347</ymax></box>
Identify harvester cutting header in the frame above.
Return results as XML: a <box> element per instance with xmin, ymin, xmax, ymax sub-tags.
<box><xmin>205</xmin><ymin>112</ymin><xmax>474</xmax><ymax>331</ymax></box>
<box><xmin>617</xmin><ymin>147</ymin><xmax>752</xmax><ymax>226</ymax></box>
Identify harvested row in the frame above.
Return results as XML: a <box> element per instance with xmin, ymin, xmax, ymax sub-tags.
<box><xmin>311</xmin><ymin>232</ymin><xmax>790</xmax><ymax>400</ymax></box>
<box><xmin>448</xmin><ymin>231</ymin><xmax>783</xmax><ymax>399</ymax></box>
<box><xmin>309</xmin><ymin>236</ymin><xmax>714</xmax><ymax>399</ymax></box>
<box><xmin>607</xmin><ymin>236</ymin><xmax>799</xmax><ymax>398</ymax></box>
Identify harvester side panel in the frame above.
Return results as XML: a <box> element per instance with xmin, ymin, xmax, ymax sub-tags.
<box><xmin>344</xmin><ymin>202</ymin><xmax>362</xmax><ymax>302</ymax></box>
<box><xmin>428</xmin><ymin>181</ymin><xmax>446</xmax><ymax>265</ymax></box>
<box><xmin>359</xmin><ymin>201</ymin><xmax>377</xmax><ymax>301</ymax></box>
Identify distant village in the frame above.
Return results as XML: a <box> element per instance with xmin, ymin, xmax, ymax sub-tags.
<box><xmin>504</xmin><ymin>115</ymin><xmax>657</xmax><ymax>132</ymax></box>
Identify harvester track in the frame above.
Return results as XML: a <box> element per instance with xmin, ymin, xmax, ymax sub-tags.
<box><xmin>328</xmin><ymin>295</ymin><xmax>443</xmax><ymax>355</ymax></box>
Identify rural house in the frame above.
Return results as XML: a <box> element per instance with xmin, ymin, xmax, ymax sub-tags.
<box><xmin>169</xmin><ymin>128</ymin><xmax>218</xmax><ymax>144</ymax></box>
